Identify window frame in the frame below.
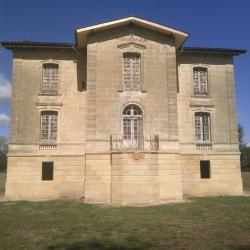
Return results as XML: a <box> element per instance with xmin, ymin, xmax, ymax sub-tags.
<box><xmin>122</xmin><ymin>103</ymin><xmax>144</xmax><ymax>150</ymax></box>
<box><xmin>122</xmin><ymin>52</ymin><xmax>141</xmax><ymax>91</ymax></box>
<box><xmin>192</xmin><ymin>66</ymin><xmax>209</xmax><ymax>97</ymax></box>
<box><xmin>40</xmin><ymin>110</ymin><xmax>58</xmax><ymax>144</ymax></box>
<box><xmin>40</xmin><ymin>63</ymin><xmax>60</xmax><ymax>96</ymax></box>
<box><xmin>195</xmin><ymin>112</ymin><xmax>212</xmax><ymax>143</ymax></box>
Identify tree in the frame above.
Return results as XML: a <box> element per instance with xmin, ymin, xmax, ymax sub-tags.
<box><xmin>241</xmin><ymin>147</ymin><xmax>250</xmax><ymax>171</ymax></box>
<box><xmin>0</xmin><ymin>136</ymin><xmax>8</xmax><ymax>172</ymax></box>
<box><xmin>238</xmin><ymin>124</ymin><xmax>245</xmax><ymax>148</ymax></box>
<box><xmin>238</xmin><ymin>124</ymin><xmax>250</xmax><ymax>172</ymax></box>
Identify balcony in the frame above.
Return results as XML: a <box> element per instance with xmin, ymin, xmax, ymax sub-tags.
<box><xmin>110</xmin><ymin>134</ymin><xmax>159</xmax><ymax>152</ymax></box>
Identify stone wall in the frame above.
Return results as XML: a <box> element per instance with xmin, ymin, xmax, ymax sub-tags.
<box><xmin>5</xmin><ymin>155</ymin><xmax>85</xmax><ymax>200</ymax></box>
<box><xmin>177</xmin><ymin>53</ymin><xmax>239</xmax><ymax>149</ymax></box>
<box><xmin>9</xmin><ymin>48</ymin><xmax>86</xmax><ymax>155</ymax></box>
<box><xmin>84</xmin><ymin>152</ymin><xmax>183</xmax><ymax>205</ymax></box>
<box><xmin>86</xmin><ymin>25</ymin><xmax>179</xmax><ymax>152</ymax></box>
<box><xmin>180</xmin><ymin>153</ymin><xmax>243</xmax><ymax>196</ymax></box>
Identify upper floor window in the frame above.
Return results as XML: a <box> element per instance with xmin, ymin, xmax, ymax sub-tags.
<box><xmin>193</xmin><ymin>67</ymin><xmax>208</xmax><ymax>96</ymax></box>
<box><xmin>42</xmin><ymin>63</ymin><xmax>59</xmax><ymax>95</ymax></box>
<box><xmin>40</xmin><ymin>111</ymin><xmax>58</xmax><ymax>143</ymax></box>
<box><xmin>123</xmin><ymin>53</ymin><xmax>141</xmax><ymax>91</ymax></box>
<box><xmin>195</xmin><ymin>112</ymin><xmax>211</xmax><ymax>143</ymax></box>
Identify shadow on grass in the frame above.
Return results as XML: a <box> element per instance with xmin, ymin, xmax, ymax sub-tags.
<box><xmin>228</xmin><ymin>245</ymin><xmax>250</xmax><ymax>250</ymax></box>
<box><xmin>48</xmin><ymin>238</ymin><xmax>150</xmax><ymax>250</ymax></box>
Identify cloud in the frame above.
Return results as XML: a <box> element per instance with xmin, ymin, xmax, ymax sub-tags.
<box><xmin>0</xmin><ymin>113</ymin><xmax>10</xmax><ymax>125</ymax></box>
<box><xmin>0</xmin><ymin>74</ymin><xmax>11</xmax><ymax>101</ymax></box>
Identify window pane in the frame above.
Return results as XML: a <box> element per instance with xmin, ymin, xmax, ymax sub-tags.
<box><xmin>123</xmin><ymin>54</ymin><xmax>141</xmax><ymax>91</ymax></box>
<box><xmin>193</xmin><ymin>67</ymin><xmax>208</xmax><ymax>95</ymax></box>
<box><xmin>42</xmin><ymin>64</ymin><xmax>59</xmax><ymax>94</ymax></box>
<box><xmin>195</xmin><ymin>113</ymin><xmax>211</xmax><ymax>142</ymax></box>
<box><xmin>123</xmin><ymin>119</ymin><xmax>131</xmax><ymax>140</ymax></box>
<box><xmin>41</xmin><ymin>111</ymin><xmax>58</xmax><ymax>142</ymax></box>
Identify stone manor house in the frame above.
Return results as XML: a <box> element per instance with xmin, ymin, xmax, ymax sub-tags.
<box><xmin>1</xmin><ymin>16</ymin><xmax>246</xmax><ymax>204</ymax></box>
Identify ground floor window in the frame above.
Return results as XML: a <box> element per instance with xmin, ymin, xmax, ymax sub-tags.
<box><xmin>42</xmin><ymin>162</ymin><xmax>54</xmax><ymax>180</ymax></box>
<box><xmin>200</xmin><ymin>160</ymin><xmax>210</xmax><ymax>179</ymax></box>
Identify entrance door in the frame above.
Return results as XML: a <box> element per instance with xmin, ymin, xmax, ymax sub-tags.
<box><xmin>123</xmin><ymin>105</ymin><xmax>143</xmax><ymax>150</ymax></box>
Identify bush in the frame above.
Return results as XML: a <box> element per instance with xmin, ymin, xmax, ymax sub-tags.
<box><xmin>241</xmin><ymin>146</ymin><xmax>250</xmax><ymax>172</ymax></box>
<box><xmin>0</xmin><ymin>137</ymin><xmax>8</xmax><ymax>172</ymax></box>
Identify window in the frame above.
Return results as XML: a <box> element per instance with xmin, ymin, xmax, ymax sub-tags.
<box><xmin>40</xmin><ymin>111</ymin><xmax>58</xmax><ymax>143</ymax></box>
<box><xmin>195</xmin><ymin>112</ymin><xmax>211</xmax><ymax>142</ymax></box>
<box><xmin>123</xmin><ymin>53</ymin><xmax>141</xmax><ymax>91</ymax></box>
<box><xmin>123</xmin><ymin>104</ymin><xmax>143</xmax><ymax>149</ymax></box>
<box><xmin>200</xmin><ymin>160</ymin><xmax>210</xmax><ymax>179</ymax></box>
<box><xmin>193</xmin><ymin>67</ymin><xmax>208</xmax><ymax>95</ymax></box>
<box><xmin>42</xmin><ymin>63</ymin><xmax>59</xmax><ymax>94</ymax></box>
<box><xmin>42</xmin><ymin>162</ymin><xmax>53</xmax><ymax>180</ymax></box>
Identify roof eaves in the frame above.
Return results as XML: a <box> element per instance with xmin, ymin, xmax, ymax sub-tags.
<box><xmin>0</xmin><ymin>41</ymin><xmax>75</xmax><ymax>48</ymax></box>
<box><xmin>75</xmin><ymin>15</ymin><xmax>188</xmax><ymax>35</ymax></box>
<box><xmin>180</xmin><ymin>47</ymin><xmax>246</xmax><ymax>55</ymax></box>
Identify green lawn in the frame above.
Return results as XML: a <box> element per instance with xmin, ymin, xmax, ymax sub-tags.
<box><xmin>0</xmin><ymin>172</ymin><xmax>250</xmax><ymax>249</ymax></box>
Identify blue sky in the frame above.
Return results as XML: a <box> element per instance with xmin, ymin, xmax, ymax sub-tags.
<box><xmin>0</xmin><ymin>0</ymin><xmax>249</xmax><ymax>143</ymax></box>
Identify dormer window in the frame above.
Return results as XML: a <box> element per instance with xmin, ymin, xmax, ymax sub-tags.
<box><xmin>193</xmin><ymin>67</ymin><xmax>208</xmax><ymax>96</ymax></box>
<box><xmin>42</xmin><ymin>63</ymin><xmax>59</xmax><ymax>95</ymax></box>
<box><xmin>123</xmin><ymin>53</ymin><xmax>141</xmax><ymax>91</ymax></box>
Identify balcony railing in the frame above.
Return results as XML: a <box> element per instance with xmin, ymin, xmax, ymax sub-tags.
<box><xmin>110</xmin><ymin>134</ymin><xmax>159</xmax><ymax>152</ymax></box>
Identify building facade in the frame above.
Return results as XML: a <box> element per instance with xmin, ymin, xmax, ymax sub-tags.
<box><xmin>1</xmin><ymin>17</ymin><xmax>246</xmax><ymax>204</ymax></box>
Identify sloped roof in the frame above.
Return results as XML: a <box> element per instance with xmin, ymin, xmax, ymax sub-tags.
<box><xmin>0</xmin><ymin>41</ymin><xmax>73</xmax><ymax>48</ymax></box>
<box><xmin>0</xmin><ymin>41</ymin><xmax>246</xmax><ymax>56</ymax></box>
<box><xmin>181</xmin><ymin>47</ymin><xmax>246</xmax><ymax>56</ymax></box>
<box><xmin>75</xmin><ymin>16</ymin><xmax>188</xmax><ymax>48</ymax></box>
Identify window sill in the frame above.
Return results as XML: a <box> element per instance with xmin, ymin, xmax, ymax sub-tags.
<box><xmin>191</xmin><ymin>95</ymin><xmax>210</xmax><ymax>98</ymax></box>
<box><xmin>38</xmin><ymin>93</ymin><xmax>62</xmax><ymax>96</ymax></box>
<box><xmin>39</xmin><ymin>143</ymin><xmax>57</xmax><ymax>150</ymax></box>
<box><xmin>118</xmin><ymin>87</ymin><xmax>147</xmax><ymax>93</ymax></box>
<box><xmin>196</xmin><ymin>142</ymin><xmax>212</xmax><ymax>150</ymax></box>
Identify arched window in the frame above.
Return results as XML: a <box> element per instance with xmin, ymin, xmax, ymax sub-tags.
<box><xmin>123</xmin><ymin>53</ymin><xmax>141</xmax><ymax>91</ymax></box>
<box><xmin>195</xmin><ymin>112</ymin><xmax>211</xmax><ymax>142</ymax></box>
<box><xmin>123</xmin><ymin>104</ymin><xmax>143</xmax><ymax>149</ymax></box>
<box><xmin>42</xmin><ymin>63</ymin><xmax>59</xmax><ymax>94</ymax></box>
<box><xmin>40</xmin><ymin>111</ymin><xmax>58</xmax><ymax>143</ymax></box>
<box><xmin>193</xmin><ymin>67</ymin><xmax>208</xmax><ymax>95</ymax></box>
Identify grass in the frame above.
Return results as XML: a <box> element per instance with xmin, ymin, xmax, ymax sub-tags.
<box><xmin>0</xmin><ymin>172</ymin><xmax>249</xmax><ymax>249</ymax></box>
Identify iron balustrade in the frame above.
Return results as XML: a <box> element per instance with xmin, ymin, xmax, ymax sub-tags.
<box><xmin>110</xmin><ymin>134</ymin><xmax>159</xmax><ymax>151</ymax></box>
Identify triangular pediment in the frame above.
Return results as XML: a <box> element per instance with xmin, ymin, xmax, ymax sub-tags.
<box><xmin>117</xmin><ymin>42</ymin><xmax>146</xmax><ymax>50</ymax></box>
<box><xmin>76</xmin><ymin>16</ymin><xmax>188</xmax><ymax>48</ymax></box>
